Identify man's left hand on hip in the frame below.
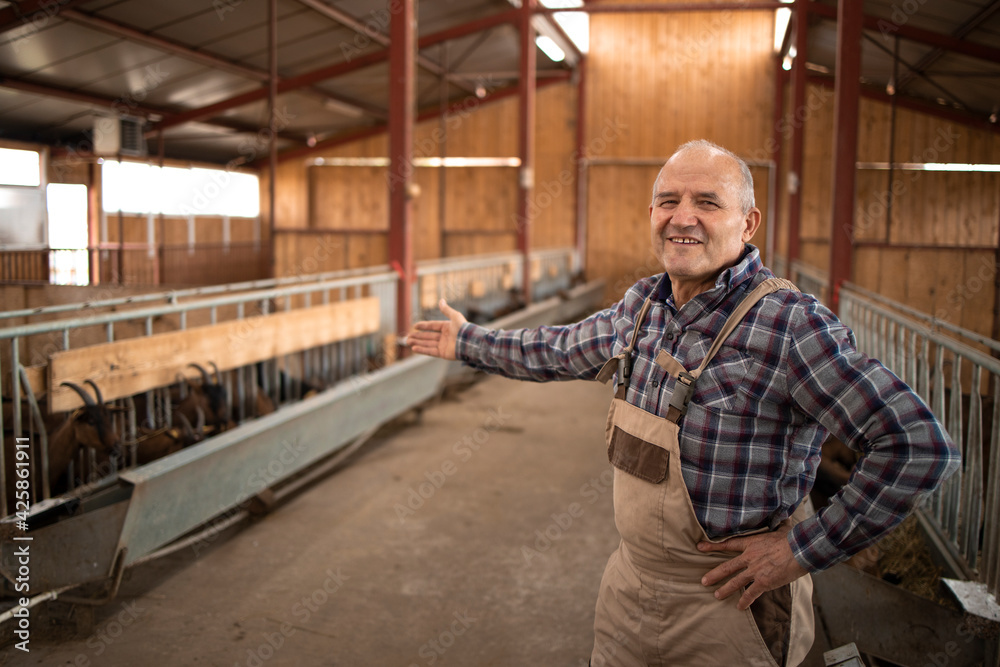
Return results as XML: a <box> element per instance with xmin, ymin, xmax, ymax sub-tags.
<box><xmin>696</xmin><ymin>524</ymin><xmax>808</xmax><ymax>611</ymax></box>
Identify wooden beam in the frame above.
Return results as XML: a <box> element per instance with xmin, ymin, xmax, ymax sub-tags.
<box><xmin>2</xmin><ymin>364</ymin><xmax>47</xmax><ymax>398</ymax></box>
<box><xmin>48</xmin><ymin>299</ymin><xmax>379</xmax><ymax>412</ymax></box>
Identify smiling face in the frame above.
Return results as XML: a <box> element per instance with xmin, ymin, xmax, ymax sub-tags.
<box><xmin>649</xmin><ymin>147</ymin><xmax>760</xmax><ymax>306</ymax></box>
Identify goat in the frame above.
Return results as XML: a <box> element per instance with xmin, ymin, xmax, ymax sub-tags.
<box><xmin>55</xmin><ymin>380</ymin><xmax>122</xmax><ymax>492</ymax></box>
<box><xmin>135</xmin><ymin>408</ymin><xmax>205</xmax><ymax>466</ymax></box>
<box><xmin>253</xmin><ymin>361</ymin><xmax>326</xmax><ymax>406</ymax></box>
<box><xmin>175</xmin><ymin>362</ymin><xmax>231</xmax><ymax>434</ymax></box>
<box><xmin>3</xmin><ymin>380</ymin><xmax>120</xmax><ymax>511</ymax></box>
<box><xmin>253</xmin><ymin>389</ymin><xmax>276</xmax><ymax>418</ymax></box>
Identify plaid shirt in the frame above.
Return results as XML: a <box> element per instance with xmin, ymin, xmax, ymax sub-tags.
<box><xmin>456</xmin><ymin>245</ymin><xmax>959</xmax><ymax>571</ymax></box>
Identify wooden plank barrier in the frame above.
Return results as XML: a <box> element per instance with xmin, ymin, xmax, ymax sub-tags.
<box><xmin>2</xmin><ymin>364</ymin><xmax>47</xmax><ymax>398</ymax></box>
<box><xmin>48</xmin><ymin>298</ymin><xmax>380</xmax><ymax>413</ymax></box>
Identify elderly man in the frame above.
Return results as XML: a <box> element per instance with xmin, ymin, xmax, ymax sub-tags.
<box><xmin>406</xmin><ymin>140</ymin><xmax>959</xmax><ymax>666</ymax></box>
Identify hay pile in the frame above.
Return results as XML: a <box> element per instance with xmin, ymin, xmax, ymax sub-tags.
<box><xmin>873</xmin><ymin>514</ymin><xmax>957</xmax><ymax>609</ymax></box>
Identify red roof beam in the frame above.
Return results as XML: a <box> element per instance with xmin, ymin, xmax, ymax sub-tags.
<box><xmin>809</xmin><ymin>2</ymin><xmax>1000</xmax><ymax>66</ymax></box>
<box><xmin>535</xmin><ymin>2</ymin><xmax>790</xmax><ymax>13</ymax></box>
<box><xmin>0</xmin><ymin>0</ymin><xmax>91</xmax><ymax>36</ymax></box>
<box><xmin>0</xmin><ymin>75</ymin><xmax>307</xmax><ymax>144</ymax></box>
<box><xmin>294</xmin><ymin>0</ymin><xmax>480</xmax><ymax>97</ymax></box>
<box><xmin>266</xmin><ymin>71</ymin><xmax>571</xmax><ymax>166</ymax></box>
<box><xmin>150</xmin><ymin>10</ymin><xmax>521</xmax><ymax>135</ymax></box>
<box><xmin>808</xmin><ymin>73</ymin><xmax>1000</xmax><ymax>135</ymax></box>
<box><xmin>61</xmin><ymin>9</ymin><xmax>269</xmax><ymax>82</ymax></box>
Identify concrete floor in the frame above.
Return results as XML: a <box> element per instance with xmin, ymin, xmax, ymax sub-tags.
<box><xmin>4</xmin><ymin>374</ymin><xmax>622</xmax><ymax>667</ymax></box>
<box><xmin>3</xmin><ymin>372</ymin><xmax>834</xmax><ymax>667</ymax></box>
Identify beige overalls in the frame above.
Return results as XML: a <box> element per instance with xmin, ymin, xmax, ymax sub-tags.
<box><xmin>591</xmin><ymin>278</ymin><xmax>815</xmax><ymax>667</ymax></box>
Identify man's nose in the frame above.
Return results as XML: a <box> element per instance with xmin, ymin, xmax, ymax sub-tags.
<box><xmin>672</xmin><ymin>199</ymin><xmax>698</xmax><ymax>226</ymax></box>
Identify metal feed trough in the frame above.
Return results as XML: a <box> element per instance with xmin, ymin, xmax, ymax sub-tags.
<box><xmin>0</xmin><ymin>248</ymin><xmax>603</xmax><ymax>609</ymax></box>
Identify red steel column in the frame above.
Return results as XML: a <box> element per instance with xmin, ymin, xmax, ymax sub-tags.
<box><xmin>828</xmin><ymin>0</ymin><xmax>863</xmax><ymax>315</ymax></box>
<box><xmin>574</xmin><ymin>58</ymin><xmax>587</xmax><ymax>278</ymax></box>
<box><xmin>787</xmin><ymin>0</ymin><xmax>808</xmax><ymax>267</ymax></box>
<box><xmin>517</xmin><ymin>0</ymin><xmax>537</xmax><ymax>304</ymax></box>
<box><xmin>389</xmin><ymin>0</ymin><xmax>416</xmax><ymax>337</ymax></box>
<box><xmin>268</xmin><ymin>0</ymin><xmax>278</xmax><ymax>277</ymax></box>
<box><xmin>770</xmin><ymin>55</ymin><xmax>787</xmax><ymax>270</ymax></box>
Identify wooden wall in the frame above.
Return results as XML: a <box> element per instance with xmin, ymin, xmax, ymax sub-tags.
<box><xmin>100</xmin><ymin>214</ymin><xmax>259</xmax><ymax>246</ymax></box>
<box><xmin>269</xmin><ymin>82</ymin><xmax>578</xmax><ymax>278</ymax></box>
<box><xmin>781</xmin><ymin>82</ymin><xmax>1000</xmax><ymax>338</ymax></box>
<box><xmin>583</xmin><ymin>5</ymin><xmax>777</xmax><ymax>304</ymax></box>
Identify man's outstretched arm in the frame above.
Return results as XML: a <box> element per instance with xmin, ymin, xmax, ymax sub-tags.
<box><xmin>404</xmin><ymin>286</ymin><xmax>641</xmax><ymax>383</ymax></box>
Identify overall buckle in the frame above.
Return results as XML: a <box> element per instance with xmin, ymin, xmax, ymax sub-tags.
<box><xmin>616</xmin><ymin>354</ymin><xmax>633</xmax><ymax>387</ymax></box>
<box><xmin>667</xmin><ymin>371</ymin><xmax>695</xmax><ymax>414</ymax></box>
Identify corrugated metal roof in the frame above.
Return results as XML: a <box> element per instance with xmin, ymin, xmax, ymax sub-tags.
<box><xmin>0</xmin><ymin>1</ymin><xmax>995</xmax><ymax>166</ymax></box>
<box><xmin>808</xmin><ymin>0</ymin><xmax>1000</xmax><ymax>121</ymax></box>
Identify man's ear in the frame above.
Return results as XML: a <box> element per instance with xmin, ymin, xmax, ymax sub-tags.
<box><xmin>742</xmin><ymin>208</ymin><xmax>762</xmax><ymax>242</ymax></box>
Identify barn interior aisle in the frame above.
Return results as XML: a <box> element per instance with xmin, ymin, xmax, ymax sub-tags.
<box><xmin>9</xmin><ymin>376</ymin><xmax>622</xmax><ymax>666</ymax></box>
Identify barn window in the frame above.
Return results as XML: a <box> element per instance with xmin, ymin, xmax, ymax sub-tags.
<box><xmin>0</xmin><ymin>147</ymin><xmax>41</xmax><ymax>187</ymax></box>
<box><xmin>101</xmin><ymin>160</ymin><xmax>260</xmax><ymax>218</ymax></box>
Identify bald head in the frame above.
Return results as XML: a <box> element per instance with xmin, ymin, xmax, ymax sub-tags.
<box><xmin>652</xmin><ymin>140</ymin><xmax>755</xmax><ymax>214</ymax></box>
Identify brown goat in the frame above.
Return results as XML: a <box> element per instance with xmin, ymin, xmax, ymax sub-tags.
<box><xmin>174</xmin><ymin>362</ymin><xmax>231</xmax><ymax>434</ymax></box>
<box><xmin>3</xmin><ymin>380</ymin><xmax>120</xmax><ymax>512</ymax></box>
<box><xmin>135</xmin><ymin>408</ymin><xmax>205</xmax><ymax>466</ymax></box>
<box><xmin>253</xmin><ymin>390</ymin><xmax>276</xmax><ymax>417</ymax></box>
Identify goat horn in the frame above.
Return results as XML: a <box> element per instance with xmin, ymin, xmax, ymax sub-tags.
<box><xmin>188</xmin><ymin>363</ymin><xmax>211</xmax><ymax>385</ymax></box>
<box><xmin>84</xmin><ymin>379</ymin><xmax>105</xmax><ymax>405</ymax></box>
<box><xmin>175</xmin><ymin>411</ymin><xmax>195</xmax><ymax>440</ymax></box>
<box><xmin>61</xmin><ymin>381</ymin><xmax>95</xmax><ymax>407</ymax></box>
<box><xmin>208</xmin><ymin>361</ymin><xmax>222</xmax><ymax>384</ymax></box>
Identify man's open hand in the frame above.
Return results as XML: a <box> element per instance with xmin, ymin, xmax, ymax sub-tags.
<box><xmin>697</xmin><ymin>525</ymin><xmax>808</xmax><ymax>611</ymax></box>
<box><xmin>404</xmin><ymin>299</ymin><xmax>467</xmax><ymax>361</ymax></box>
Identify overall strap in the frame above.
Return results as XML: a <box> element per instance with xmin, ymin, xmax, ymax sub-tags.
<box><xmin>595</xmin><ymin>296</ymin><xmax>655</xmax><ymax>399</ymax></box>
<box><xmin>659</xmin><ymin>277</ymin><xmax>797</xmax><ymax>422</ymax></box>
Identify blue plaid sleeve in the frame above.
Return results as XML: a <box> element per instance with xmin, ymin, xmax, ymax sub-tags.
<box><xmin>455</xmin><ymin>303</ymin><xmax>623</xmax><ymax>382</ymax></box>
<box><xmin>785</xmin><ymin>300</ymin><xmax>961</xmax><ymax>571</ymax></box>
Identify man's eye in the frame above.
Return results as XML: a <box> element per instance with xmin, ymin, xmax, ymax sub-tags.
<box><xmin>700</xmin><ymin>201</ymin><xmax>719</xmax><ymax>208</ymax></box>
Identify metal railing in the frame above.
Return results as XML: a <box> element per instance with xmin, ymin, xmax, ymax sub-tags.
<box><xmin>415</xmin><ymin>247</ymin><xmax>577</xmax><ymax>322</ymax></box>
<box><xmin>785</xmin><ymin>260</ymin><xmax>829</xmax><ymax>304</ymax></box>
<box><xmin>840</xmin><ymin>284</ymin><xmax>1000</xmax><ymax>599</ymax></box>
<box><xmin>0</xmin><ymin>268</ymin><xmax>398</xmax><ymax>517</ymax></box>
<box><xmin>778</xmin><ymin>259</ymin><xmax>998</xmax><ymax>599</ymax></box>
<box><xmin>0</xmin><ymin>264</ymin><xmax>394</xmax><ymax>323</ymax></box>
<box><xmin>416</xmin><ymin>251</ymin><xmax>524</xmax><ymax>322</ymax></box>
<box><xmin>0</xmin><ymin>247</ymin><xmax>581</xmax><ymax>518</ymax></box>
